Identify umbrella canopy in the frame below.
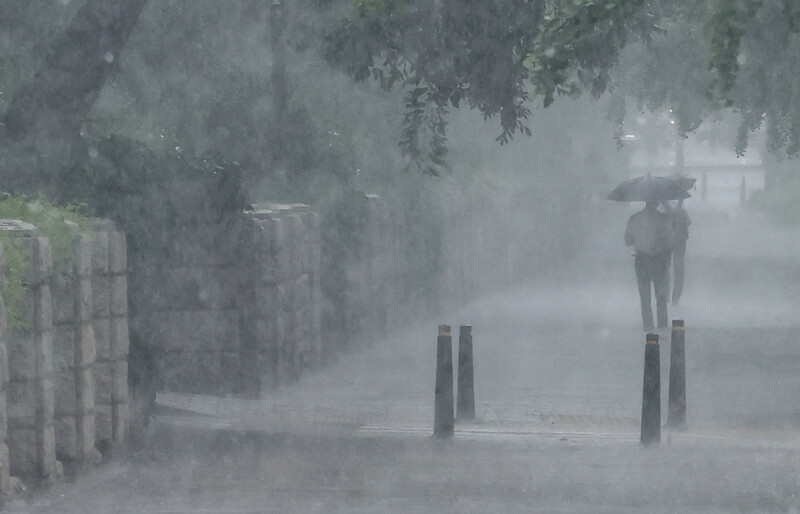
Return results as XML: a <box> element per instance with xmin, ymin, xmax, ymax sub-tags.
<box><xmin>663</xmin><ymin>172</ymin><xmax>697</xmax><ymax>191</ymax></box>
<box><xmin>607</xmin><ymin>174</ymin><xmax>692</xmax><ymax>202</ymax></box>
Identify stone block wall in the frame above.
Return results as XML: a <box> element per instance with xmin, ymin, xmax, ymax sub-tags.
<box><xmin>343</xmin><ymin>194</ymin><xmax>396</xmax><ymax>339</ymax></box>
<box><xmin>51</xmin><ymin>232</ymin><xmax>99</xmax><ymax>465</ymax></box>
<box><xmin>0</xmin><ymin>218</ymin><xmax>129</xmax><ymax>491</ymax></box>
<box><xmin>90</xmin><ymin>223</ymin><xmax>129</xmax><ymax>451</ymax></box>
<box><xmin>148</xmin><ymin>197</ymin><xmax>402</xmax><ymax>397</ymax></box>
<box><xmin>0</xmin><ymin>239</ymin><xmax>10</xmax><ymax>497</ymax></box>
<box><xmin>153</xmin><ymin>205</ymin><xmax>322</xmax><ymax>396</ymax></box>
<box><xmin>3</xmin><ymin>222</ymin><xmax>58</xmax><ymax>482</ymax></box>
<box><xmin>241</xmin><ymin>205</ymin><xmax>322</xmax><ymax>396</ymax></box>
<box><xmin>150</xmin><ymin>215</ymin><xmax>247</xmax><ymax>395</ymax></box>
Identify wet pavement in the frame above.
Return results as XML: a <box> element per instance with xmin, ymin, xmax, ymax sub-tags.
<box><xmin>6</xmin><ymin>201</ymin><xmax>800</xmax><ymax>513</ymax></box>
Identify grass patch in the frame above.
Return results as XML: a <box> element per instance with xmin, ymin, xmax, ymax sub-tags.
<box><xmin>0</xmin><ymin>194</ymin><xmax>96</xmax><ymax>329</ymax></box>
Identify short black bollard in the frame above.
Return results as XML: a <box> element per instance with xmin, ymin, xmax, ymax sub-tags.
<box><xmin>434</xmin><ymin>324</ymin><xmax>454</xmax><ymax>438</ymax></box>
<box><xmin>668</xmin><ymin>320</ymin><xmax>687</xmax><ymax>429</ymax></box>
<box><xmin>456</xmin><ymin>325</ymin><xmax>475</xmax><ymax>422</ymax></box>
<box><xmin>641</xmin><ymin>333</ymin><xmax>661</xmax><ymax>445</ymax></box>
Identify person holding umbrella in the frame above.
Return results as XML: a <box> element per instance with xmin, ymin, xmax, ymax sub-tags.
<box><xmin>608</xmin><ymin>174</ymin><xmax>689</xmax><ymax>332</ymax></box>
<box><xmin>663</xmin><ymin>174</ymin><xmax>695</xmax><ymax>306</ymax></box>
<box><xmin>625</xmin><ymin>201</ymin><xmax>674</xmax><ymax>332</ymax></box>
<box><xmin>669</xmin><ymin>198</ymin><xmax>691</xmax><ymax>306</ymax></box>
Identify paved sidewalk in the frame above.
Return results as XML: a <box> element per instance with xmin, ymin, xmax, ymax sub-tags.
<box><xmin>143</xmin><ymin>199</ymin><xmax>800</xmax><ymax>460</ymax></box>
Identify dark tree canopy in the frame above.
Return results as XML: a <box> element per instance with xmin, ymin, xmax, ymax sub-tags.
<box><xmin>705</xmin><ymin>0</ymin><xmax>800</xmax><ymax>156</ymax></box>
<box><xmin>322</xmin><ymin>0</ymin><xmax>655</xmax><ymax>174</ymax></box>
<box><xmin>322</xmin><ymin>1</ymin><xmax>653</xmax><ymax>174</ymax></box>
<box><xmin>323</xmin><ymin>0</ymin><xmax>800</xmax><ymax>169</ymax></box>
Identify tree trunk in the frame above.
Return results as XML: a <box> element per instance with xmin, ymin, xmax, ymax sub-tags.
<box><xmin>3</xmin><ymin>0</ymin><xmax>149</xmax><ymax>143</ymax></box>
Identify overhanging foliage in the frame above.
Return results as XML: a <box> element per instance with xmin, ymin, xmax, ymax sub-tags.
<box><xmin>322</xmin><ymin>0</ymin><xmax>656</xmax><ymax>174</ymax></box>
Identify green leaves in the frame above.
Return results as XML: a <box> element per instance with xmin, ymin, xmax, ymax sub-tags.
<box><xmin>325</xmin><ymin>0</ymin><xmax>800</xmax><ymax>167</ymax></box>
<box><xmin>324</xmin><ymin>0</ymin><xmax>545</xmax><ymax>172</ymax></box>
<box><xmin>525</xmin><ymin>0</ymin><xmax>653</xmax><ymax>108</ymax></box>
<box><xmin>704</xmin><ymin>0</ymin><xmax>759</xmax><ymax>98</ymax></box>
<box><xmin>701</xmin><ymin>0</ymin><xmax>800</xmax><ymax>157</ymax></box>
<box><xmin>324</xmin><ymin>0</ymin><xmax>659</xmax><ymax>173</ymax></box>
<box><xmin>0</xmin><ymin>194</ymin><xmax>94</xmax><ymax>330</ymax></box>
<box><xmin>399</xmin><ymin>82</ymin><xmax>449</xmax><ymax>176</ymax></box>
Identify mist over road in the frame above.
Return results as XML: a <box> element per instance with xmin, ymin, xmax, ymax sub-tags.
<box><xmin>9</xmin><ymin>200</ymin><xmax>800</xmax><ymax>513</ymax></box>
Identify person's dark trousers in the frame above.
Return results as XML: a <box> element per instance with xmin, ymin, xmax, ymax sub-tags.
<box><xmin>672</xmin><ymin>242</ymin><xmax>686</xmax><ymax>304</ymax></box>
<box><xmin>634</xmin><ymin>252</ymin><xmax>670</xmax><ymax>331</ymax></box>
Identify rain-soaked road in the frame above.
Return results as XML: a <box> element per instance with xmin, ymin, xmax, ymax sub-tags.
<box><xmin>7</xmin><ymin>201</ymin><xmax>800</xmax><ymax>513</ymax></box>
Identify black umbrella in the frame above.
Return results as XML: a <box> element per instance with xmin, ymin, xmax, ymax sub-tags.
<box><xmin>607</xmin><ymin>174</ymin><xmax>692</xmax><ymax>202</ymax></box>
